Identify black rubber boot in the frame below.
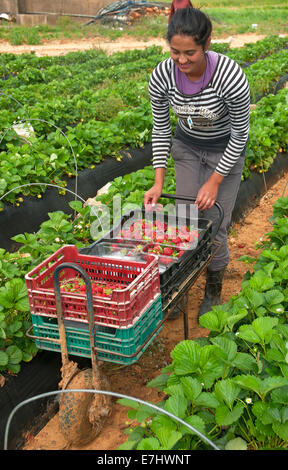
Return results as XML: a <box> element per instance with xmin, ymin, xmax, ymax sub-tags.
<box><xmin>198</xmin><ymin>268</ymin><xmax>226</xmax><ymax>319</ymax></box>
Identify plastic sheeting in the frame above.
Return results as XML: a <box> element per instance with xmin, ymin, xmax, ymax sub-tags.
<box><xmin>84</xmin><ymin>0</ymin><xmax>170</xmax><ymax>25</ymax></box>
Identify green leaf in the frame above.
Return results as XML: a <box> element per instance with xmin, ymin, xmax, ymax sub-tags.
<box><xmin>137</xmin><ymin>437</ymin><xmax>161</xmax><ymax>450</ymax></box>
<box><xmin>215</xmin><ymin>402</ymin><xmax>244</xmax><ymax>426</ymax></box>
<box><xmin>147</xmin><ymin>374</ymin><xmax>169</xmax><ymax>391</ymax></box>
<box><xmin>261</xmin><ymin>249</ymin><xmax>281</xmax><ymax>262</ymax></box>
<box><xmin>117</xmin><ymin>398</ymin><xmax>139</xmax><ymax>410</ymax></box>
<box><xmin>242</xmin><ymin>287</ymin><xmax>265</xmax><ymax>309</ymax></box>
<box><xmin>266</xmin><ymin>348</ymin><xmax>284</xmax><ymax>363</ymax></box>
<box><xmin>0</xmin><ymin>350</ymin><xmax>8</xmax><ymax>366</ymax></box>
<box><xmin>69</xmin><ymin>201</ymin><xmax>84</xmax><ymax>212</ymax></box>
<box><xmin>0</xmin><ymin>327</ymin><xmax>6</xmax><ymax>339</ymax></box>
<box><xmin>237</xmin><ymin>317</ymin><xmax>278</xmax><ymax>344</ymax></box>
<box><xmin>226</xmin><ymin>308</ymin><xmax>248</xmax><ymax>330</ymax></box>
<box><xmin>194</xmin><ymin>392</ymin><xmax>220</xmax><ymax>409</ymax></box>
<box><xmin>234</xmin><ymin>375</ymin><xmax>288</xmax><ymax>399</ymax></box>
<box><xmin>281</xmin><ymin>407</ymin><xmax>288</xmax><ymax>424</ymax></box>
<box><xmin>254</xmin><ymin>418</ymin><xmax>274</xmax><ymax>438</ymax></box>
<box><xmin>232</xmin><ymin>352</ymin><xmax>258</xmax><ymax>373</ymax></box>
<box><xmin>264</xmin><ymin>289</ymin><xmax>284</xmax><ymax>306</ymax></box>
<box><xmin>136</xmin><ymin>405</ymin><xmax>156</xmax><ymax>423</ymax></box>
<box><xmin>165</xmin><ymin>394</ymin><xmax>188</xmax><ymax>419</ymax></box>
<box><xmin>249</xmin><ymin>271</ymin><xmax>275</xmax><ymax>292</ymax></box>
<box><xmin>265</xmin><ymin>407</ymin><xmax>281</xmax><ymax>424</ymax></box>
<box><xmin>7</xmin><ymin>363</ymin><xmax>21</xmax><ymax>374</ymax></box>
<box><xmin>225</xmin><ymin>437</ymin><xmax>248</xmax><ymax>451</ymax></box>
<box><xmin>273</xmin><ymin>422</ymin><xmax>288</xmax><ymax>441</ymax></box>
<box><xmin>252</xmin><ymin>401</ymin><xmax>267</xmax><ymax>419</ymax></box>
<box><xmin>164</xmin><ymin>384</ymin><xmax>185</xmax><ymax>398</ymax></box>
<box><xmin>237</xmin><ymin>324</ymin><xmax>260</xmax><ymax>343</ymax></box>
<box><xmin>7</xmin><ymin>320</ymin><xmax>22</xmax><ymax>335</ymax></box>
<box><xmin>198</xmin><ymin>307</ymin><xmax>228</xmax><ymax>332</ymax></box>
<box><xmin>170</xmin><ymin>340</ymin><xmax>200</xmax><ymax>375</ymax></box>
<box><xmin>180</xmin><ymin>377</ymin><xmax>202</xmax><ymax>402</ymax></box>
<box><xmin>6</xmin><ymin>345</ymin><xmax>22</xmax><ymax>364</ymax></box>
<box><xmin>271</xmin><ymin>386</ymin><xmax>288</xmax><ymax>405</ymax></box>
<box><xmin>117</xmin><ymin>440</ymin><xmax>138</xmax><ymax>450</ymax></box>
<box><xmin>269</xmin><ymin>304</ymin><xmax>284</xmax><ymax>314</ymax></box>
<box><xmin>197</xmin><ymin>357</ymin><xmax>225</xmax><ymax>389</ymax></box>
<box><xmin>214</xmin><ymin>379</ymin><xmax>241</xmax><ymax>409</ymax></box>
<box><xmin>150</xmin><ymin>414</ymin><xmax>177</xmax><ymax>434</ymax></box>
<box><xmin>179</xmin><ymin>414</ymin><xmax>206</xmax><ymax>436</ymax></box>
<box><xmin>154</xmin><ymin>428</ymin><xmax>182</xmax><ymax>450</ymax></box>
<box><xmin>211</xmin><ymin>336</ymin><xmax>237</xmax><ymax>362</ymax></box>
<box><xmin>252</xmin><ymin>317</ymin><xmax>279</xmax><ymax>343</ymax></box>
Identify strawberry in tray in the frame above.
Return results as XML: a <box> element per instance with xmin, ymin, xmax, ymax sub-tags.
<box><xmin>60</xmin><ymin>278</ymin><xmax>123</xmax><ymax>297</ymax></box>
<box><xmin>117</xmin><ymin>218</ymin><xmax>200</xmax><ymax>247</ymax></box>
<box><xmin>145</xmin><ymin>244</ymin><xmax>185</xmax><ymax>266</ymax></box>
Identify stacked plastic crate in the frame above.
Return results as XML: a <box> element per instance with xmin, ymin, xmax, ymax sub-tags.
<box><xmin>25</xmin><ymin>245</ymin><xmax>163</xmax><ymax>365</ymax></box>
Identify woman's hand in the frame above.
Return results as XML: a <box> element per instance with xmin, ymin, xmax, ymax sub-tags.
<box><xmin>144</xmin><ymin>184</ymin><xmax>163</xmax><ymax>207</ymax></box>
<box><xmin>144</xmin><ymin>168</ymin><xmax>165</xmax><ymax>208</ymax></box>
<box><xmin>196</xmin><ymin>172</ymin><xmax>224</xmax><ymax>211</ymax></box>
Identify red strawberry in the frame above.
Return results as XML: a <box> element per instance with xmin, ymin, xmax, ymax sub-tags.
<box><xmin>163</xmin><ymin>247</ymin><xmax>174</xmax><ymax>256</ymax></box>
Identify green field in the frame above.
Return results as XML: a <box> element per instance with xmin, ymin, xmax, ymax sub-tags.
<box><xmin>0</xmin><ymin>0</ymin><xmax>287</xmax><ymax>45</ymax></box>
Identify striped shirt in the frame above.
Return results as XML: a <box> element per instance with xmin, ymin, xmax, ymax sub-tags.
<box><xmin>148</xmin><ymin>53</ymin><xmax>250</xmax><ymax>176</ymax></box>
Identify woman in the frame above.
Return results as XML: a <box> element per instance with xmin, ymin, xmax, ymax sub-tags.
<box><xmin>144</xmin><ymin>7</ymin><xmax>250</xmax><ymax>319</ymax></box>
<box><xmin>168</xmin><ymin>0</ymin><xmax>193</xmax><ymax>23</ymax></box>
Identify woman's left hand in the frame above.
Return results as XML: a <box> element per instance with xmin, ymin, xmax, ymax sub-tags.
<box><xmin>195</xmin><ymin>172</ymin><xmax>224</xmax><ymax>211</ymax></box>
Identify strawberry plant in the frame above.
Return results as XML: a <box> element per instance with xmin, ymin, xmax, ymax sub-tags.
<box><xmin>0</xmin><ymin>38</ymin><xmax>288</xmax><ymax>205</ymax></box>
<box><xmin>118</xmin><ymin>195</ymin><xmax>288</xmax><ymax>450</ymax></box>
<box><xmin>0</xmin><ymin>278</ymin><xmax>38</xmax><ymax>374</ymax></box>
<box><xmin>0</xmin><ymin>201</ymin><xmax>99</xmax><ymax>377</ymax></box>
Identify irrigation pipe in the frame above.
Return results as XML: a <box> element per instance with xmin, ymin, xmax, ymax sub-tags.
<box><xmin>3</xmin><ymin>389</ymin><xmax>220</xmax><ymax>451</ymax></box>
<box><xmin>0</xmin><ymin>118</ymin><xmax>79</xmax><ymax>203</ymax></box>
<box><xmin>0</xmin><ymin>182</ymin><xmax>105</xmax><ymax>234</ymax></box>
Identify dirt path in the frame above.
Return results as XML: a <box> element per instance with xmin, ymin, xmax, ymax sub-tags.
<box><xmin>23</xmin><ymin>170</ymin><xmax>288</xmax><ymax>451</ymax></box>
<box><xmin>0</xmin><ymin>33</ymin><xmax>269</xmax><ymax>56</ymax></box>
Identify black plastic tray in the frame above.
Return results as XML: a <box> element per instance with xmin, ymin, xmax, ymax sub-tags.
<box><xmin>80</xmin><ymin>194</ymin><xmax>222</xmax><ymax>284</ymax></box>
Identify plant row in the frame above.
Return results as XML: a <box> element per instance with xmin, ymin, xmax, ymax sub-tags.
<box><xmin>117</xmin><ymin>195</ymin><xmax>288</xmax><ymax>451</ymax></box>
<box><xmin>87</xmin><ymin>89</ymin><xmax>288</xmax><ymax>210</ymax></box>
<box><xmin>0</xmin><ymin>80</ymin><xmax>287</xmax><ymax>209</ymax></box>
<box><xmin>0</xmin><ymin>37</ymin><xmax>287</xmax><ymax>116</ymax></box>
<box><xmin>0</xmin><ymin>201</ymin><xmax>97</xmax><ymax>374</ymax></box>
<box><xmin>0</xmin><ymin>35</ymin><xmax>286</xmax><ymax>81</ymax></box>
<box><xmin>1</xmin><ymin>46</ymin><xmax>287</xmax><ymax>139</ymax></box>
<box><xmin>0</xmin><ymin>38</ymin><xmax>287</xmax><ymax>208</ymax></box>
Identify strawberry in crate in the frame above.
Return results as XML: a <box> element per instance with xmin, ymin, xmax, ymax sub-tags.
<box><xmin>60</xmin><ymin>277</ymin><xmax>123</xmax><ymax>297</ymax></box>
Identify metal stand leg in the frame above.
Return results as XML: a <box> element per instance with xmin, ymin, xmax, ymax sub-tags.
<box><xmin>183</xmin><ymin>292</ymin><xmax>189</xmax><ymax>340</ymax></box>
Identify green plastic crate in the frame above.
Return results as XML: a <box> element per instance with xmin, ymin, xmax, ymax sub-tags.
<box><xmin>30</xmin><ymin>295</ymin><xmax>163</xmax><ymax>365</ymax></box>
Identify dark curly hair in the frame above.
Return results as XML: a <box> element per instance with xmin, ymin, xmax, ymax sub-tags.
<box><xmin>167</xmin><ymin>7</ymin><xmax>212</xmax><ymax>48</ymax></box>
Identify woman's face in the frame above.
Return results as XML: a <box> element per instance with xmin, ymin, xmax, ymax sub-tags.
<box><xmin>169</xmin><ymin>34</ymin><xmax>208</xmax><ymax>78</ymax></box>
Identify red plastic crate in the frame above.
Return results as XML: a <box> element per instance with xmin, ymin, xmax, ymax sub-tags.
<box><xmin>25</xmin><ymin>245</ymin><xmax>160</xmax><ymax>327</ymax></box>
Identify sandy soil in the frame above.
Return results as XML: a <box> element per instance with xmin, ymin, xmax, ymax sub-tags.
<box><xmin>0</xmin><ymin>33</ymin><xmax>269</xmax><ymax>56</ymax></box>
<box><xmin>23</xmin><ymin>170</ymin><xmax>288</xmax><ymax>451</ymax></box>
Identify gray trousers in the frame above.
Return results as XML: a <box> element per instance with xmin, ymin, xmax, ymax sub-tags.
<box><xmin>171</xmin><ymin>138</ymin><xmax>245</xmax><ymax>271</ymax></box>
